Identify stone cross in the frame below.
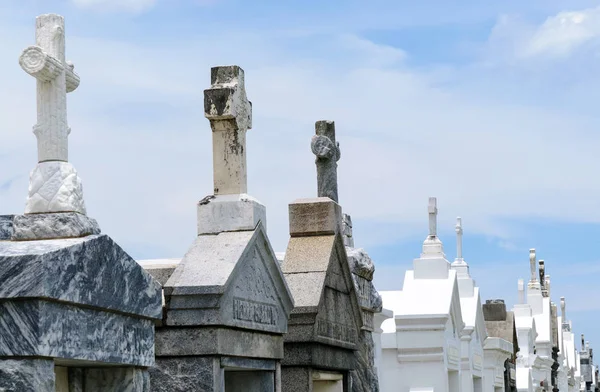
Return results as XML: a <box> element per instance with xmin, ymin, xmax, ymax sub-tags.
<box><xmin>455</xmin><ymin>217</ymin><xmax>463</xmax><ymax>259</ymax></box>
<box><xmin>529</xmin><ymin>249</ymin><xmax>537</xmax><ymax>282</ymax></box>
<box><xmin>19</xmin><ymin>14</ymin><xmax>80</xmax><ymax>163</ymax></box>
<box><xmin>311</xmin><ymin>120</ymin><xmax>340</xmax><ymax>203</ymax></box>
<box><xmin>518</xmin><ymin>279</ymin><xmax>525</xmax><ymax>304</ymax></box>
<box><xmin>204</xmin><ymin>65</ymin><xmax>252</xmax><ymax>195</ymax></box>
<box><xmin>428</xmin><ymin>197</ymin><xmax>437</xmax><ymax>237</ymax></box>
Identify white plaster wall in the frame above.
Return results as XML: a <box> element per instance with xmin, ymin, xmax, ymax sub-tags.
<box><xmin>379</xmin><ymin>351</ymin><xmax>452</xmax><ymax>392</ymax></box>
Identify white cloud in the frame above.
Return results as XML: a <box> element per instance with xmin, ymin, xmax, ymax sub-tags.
<box><xmin>487</xmin><ymin>6</ymin><xmax>600</xmax><ymax>61</ymax></box>
<box><xmin>527</xmin><ymin>7</ymin><xmax>600</xmax><ymax>58</ymax></box>
<box><xmin>70</xmin><ymin>0</ymin><xmax>157</xmax><ymax>13</ymax></box>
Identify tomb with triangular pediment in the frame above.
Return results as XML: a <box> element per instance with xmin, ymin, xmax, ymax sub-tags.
<box><xmin>140</xmin><ymin>65</ymin><xmax>294</xmax><ymax>392</ymax></box>
<box><xmin>281</xmin><ymin>197</ymin><xmax>363</xmax><ymax>391</ymax></box>
<box><xmin>280</xmin><ymin>121</ymin><xmax>364</xmax><ymax>392</ymax></box>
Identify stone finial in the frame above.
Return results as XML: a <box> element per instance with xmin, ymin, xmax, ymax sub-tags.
<box><xmin>529</xmin><ymin>249</ymin><xmax>537</xmax><ymax>283</ymax></box>
<box><xmin>539</xmin><ymin>260</ymin><xmax>546</xmax><ymax>288</ymax></box>
<box><xmin>311</xmin><ymin>120</ymin><xmax>340</xmax><ymax>203</ymax></box>
<box><xmin>561</xmin><ymin>297</ymin><xmax>566</xmax><ymax>321</ymax></box>
<box><xmin>544</xmin><ymin>274</ymin><xmax>551</xmax><ymax>298</ymax></box>
<box><xmin>20</xmin><ymin>14</ymin><xmax>86</xmax><ymax>215</ymax></box>
<box><xmin>518</xmin><ymin>279</ymin><xmax>525</xmax><ymax>304</ymax></box>
<box><xmin>204</xmin><ymin>65</ymin><xmax>252</xmax><ymax>195</ymax></box>
<box><xmin>428</xmin><ymin>197</ymin><xmax>437</xmax><ymax>237</ymax></box>
<box><xmin>455</xmin><ymin>217</ymin><xmax>463</xmax><ymax>261</ymax></box>
<box><xmin>20</xmin><ymin>13</ymin><xmax>80</xmax><ymax>163</ymax></box>
<box><xmin>582</xmin><ymin>334</ymin><xmax>585</xmax><ymax>349</ymax></box>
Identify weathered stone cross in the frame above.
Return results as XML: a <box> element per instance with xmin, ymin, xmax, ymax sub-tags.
<box><xmin>529</xmin><ymin>248</ymin><xmax>537</xmax><ymax>282</ymax></box>
<box><xmin>428</xmin><ymin>197</ymin><xmax>437</xmax><ymax>237</ymax></box>
<box><xmin>311</xmin><ymin>120</ymin><xmax>341</xmax><ymax>203</ymax></box>
<box><xmin>19</xmin><ymin>14</ymin><xmax>80</xmax><ymax>163</ymax></box>
<box><xmin>204</xmin><ymin>66</ymin><xmax>252</xmax><ymax>195</ymax></box>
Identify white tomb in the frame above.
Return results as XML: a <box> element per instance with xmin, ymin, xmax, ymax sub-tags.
<box><xmin>557</xmin><ymin>297</ymin><xmax>581</xmax><ymax>392</ymax></box>
<box><xmin>451</xmin><ymin>217</ymin><xmax>487</xmax><ymax>392</ymax></box>
<box><xmin>512</xmin><ymin>278</ymin><xmax>537</xmax><ymax>392</ymax></box>
<box><xmin>379</xmin><ymin>198</ymin><xmax>465</xmax><ymax>392</ymax></box>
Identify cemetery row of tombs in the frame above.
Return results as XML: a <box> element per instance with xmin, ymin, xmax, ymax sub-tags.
<box><xmin>0</xmin><ymin>13</ymin><xmax>598</xmax><ymax>392</ymax></box>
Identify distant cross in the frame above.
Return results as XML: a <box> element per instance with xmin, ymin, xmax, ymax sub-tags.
<box><xmin>204</xmin><ymin>66</ymin><xmax>252</xmax><ymax>195</ymax></box>
<box><xmin>428</xmin><ymin>197</ymin><xmax>437</xmax><ymax>237</ymax></box>
<box><xmin>529</xmin><ymin>249</ymin><xmax>537</xmax><ymax>282</ymax></box>
<box><xmin>311</xmin><ymin>120</ymin><xmax>341</xmax><ymax>203</ymax></box>
<box><xmin>455</xmin><ymin>217</ymin><xmax>463</xmax><ymax>260</ymax></box>
<box><xmin>19</xmin><ymin>14</ymin><xmax>80</xmax><ymax>163</ymax></box>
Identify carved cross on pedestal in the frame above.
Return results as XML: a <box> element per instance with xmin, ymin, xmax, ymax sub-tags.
<box><xmin>19</xmin><ymin>14</ymin><xmax>80</xmax><ymax>163</ymax></box>
<box><xmin>311</xmin><ymin>120</ymin><xmax>341</xmax><ymax>203</ymax></box>
<box><xmin>455</xmin><ymin>217</ymin><xmax>463</xmax><ymax>260</ymax></box>
<box><xmin>428</xmin><ymin>197</ymin><xmax>437</xmax><ymax>237</ymax></box>
<box><xmin>204</xmin><ymin>65</ymin><xmax>252</xmax><ymax>195</ymax></box>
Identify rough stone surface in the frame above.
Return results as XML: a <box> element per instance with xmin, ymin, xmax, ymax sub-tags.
<box><xmin>0</xmin><ymin>358</ymin><xmax>55</xmax><ymax>392</ymax></box>
<box><xmin>0</xmin><ymin>234</ymin><xmax>162</xmax><ymax>319</ymax></box>
<box><xmin>11</xmin><ymin>211</ymin><xmax>99</xmax><ymax>240</ymax></box>
<box><xmin>351</xmin><ymin>330</ymin><xmax>379</xmax><ymax>392</ymax></box>
<box><xmin>0</xmin><ymin>215</ymin><xmax>14</xmax><ymax>240</ymax></box>
<box><xmin>288</xmin><ymin>197</ymin><xmax>342</xmax><ymax>237</ymax></box>
<box><xmin>346</xmin><ymin>247</ymin><xmax>375</xmax><ymax>281</ymax></box>
<box><xmin>84</xmin><ymin>368</ymin><xmax>150</xmax><ymax>391</ymax></box>
<box><xmin>155</xmin><ymin>327</ymin><xmax>283</xmax><ymax>358</ymax></box>
<box><xmin>0</xmin><ymin>300</ymin><xmax>155</xmax><ymax>366</ymax></box>
<box><xmin>197</xmin><ymin>193</ymin><xmax>266</xmax><ymax>235</ymax></box>
<box><xmin>311</xmin><ymin>120</ymin><xmax>340</xmax><ymax>203</ymax></box>
<box><xmin>483</xmin><ymin>299</ymin><xmax>508</xmax><ymax>321</ymax></box>
<box><xmin>19</xmin><ymin>14</ymin><xmax>79</xmax><ymax>163</ymax></box>
<box><xmin>25</xmin><ymin>161</ymin><xmax>86</xmax><ymax>214</ymax></box>
<box><xmin>150</xmin><ymin>357</ymin><xmax>219</xmax><ymax>392</ymax></box>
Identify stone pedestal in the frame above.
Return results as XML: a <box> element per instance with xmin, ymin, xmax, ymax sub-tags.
<box><xmin>281</xmin><ymin>198</ymin><xmax>362</xmax><ymax>392</ymax></box>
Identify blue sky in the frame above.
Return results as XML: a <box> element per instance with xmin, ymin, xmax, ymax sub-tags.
<box><xmin>1</xmin><ymin>0</ymin><xmax>600</xmax><ymax>348</ymax></box>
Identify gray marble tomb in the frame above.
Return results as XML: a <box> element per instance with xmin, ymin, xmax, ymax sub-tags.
<box><xmin>140</xmin><ymin>65</ymin><xmax>294</xmax><ymax>392</ymax></box>
<box><xmin>0</xmin><ymin>13</ymin><xmax>162</xmax><ymax>392</ymax></box>
<box><xmin>280</xmin><ymin>121</ymin><xmax>364</xmax><ymax>392</ymax></box>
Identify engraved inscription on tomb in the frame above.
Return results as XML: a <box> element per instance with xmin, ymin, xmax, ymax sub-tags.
<box><xmin>233</xmin><ymin>297</ymin><xmax>278</xmax><ymax>326</ymax></box>
<box><xmin>315</xmin><ymin>317</ymin><xmax>357</xmax><ymax>345</ymax></box>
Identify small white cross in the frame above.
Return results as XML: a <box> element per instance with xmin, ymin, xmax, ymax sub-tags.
<box><xmin>428</xmin><ymin>197</ymin><xmax>437</xmax><ymax>237</ymax></box>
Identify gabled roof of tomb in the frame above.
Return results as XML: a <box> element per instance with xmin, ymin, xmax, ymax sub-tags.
<box><xmin>0</xmin><ymin>234</ymin><xmax>162</xmax><ymax>320</ymax></box>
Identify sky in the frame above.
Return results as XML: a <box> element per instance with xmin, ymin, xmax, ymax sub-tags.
<box><xmin>1</xmin><ymin>0</ymin><xmax>600</xmax><ymax>349</ymax></box>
